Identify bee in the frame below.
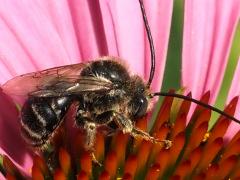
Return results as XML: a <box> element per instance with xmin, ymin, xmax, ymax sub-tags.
<box><xmin>2</xmin><ymin>0</ymin><xmax>240</xmax><ymax>153</ymax></box>
<box><xmin>3</xmin><ymin>57</ymin><xmax>159</xmax><ymax>150</ymax></box>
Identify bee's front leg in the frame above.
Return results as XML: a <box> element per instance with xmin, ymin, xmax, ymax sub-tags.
<box><xmin>111</xmin><ymin>112</ymin><xmax>172</xmax><ymax>149</ymax></box>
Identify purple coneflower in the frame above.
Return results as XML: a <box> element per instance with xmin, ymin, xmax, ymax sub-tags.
<box><xmin>0</xmin><ymin>0</ymin><xmax>240</xmax><ymax>179</ymax></box>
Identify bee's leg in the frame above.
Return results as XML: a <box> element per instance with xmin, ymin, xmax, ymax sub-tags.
<box><xmin>83</xmin><ymin>121</ymin><xmax>97</xmax><ymax>151</ymax></box>
<box><xmin>94</xmin><ymin>111</ymin><xmax>118</xmax><ymax>133</ymax></box>
<box><xmin>76</xmin><ymin>115</ymin><xmax>96</xmax><ymax>149</ymax></box>
<box><xmin>76</xmin><ymin>100</ymin><xmax>103</xmax><ymax>165</ymax></box>
<box><xmin>131</xmin><ymin>128</ymin><xmax>172</xmax><ymax>149</ymax></box>
<box><xmin>75</xmin><ymin>96</ymin><xmax>90</xmax><ymax>127</ymax></box>
<box><xmin>111</xmin><ymin>112</ymin><xmax>172</xmax><ymax>149</ymax></box>
<box><xmin>82</xmin><ymin>121</ymin><xmax>102</xmax><ymax>166</ymax></box>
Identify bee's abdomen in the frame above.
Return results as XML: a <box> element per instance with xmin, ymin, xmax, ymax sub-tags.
<box><xmin>21</xmin><ymin>97</ymin><xmax>71</xmax><ymax>146</ymax></box>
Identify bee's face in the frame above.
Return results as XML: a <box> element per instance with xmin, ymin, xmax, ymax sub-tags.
<box><xmin>127</xmin><ymin>76</ymin><xmax>149</xmax><ymax>119</ymax></box>
<box><xmin>129</xmin><ymin>93</ymin><xmax>148</xmax><ymax>118</ymax></box>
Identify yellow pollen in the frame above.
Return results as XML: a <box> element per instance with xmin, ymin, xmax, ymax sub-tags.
<box><xmin>203</xmin><ymin>132</ymin><xmax>210</xmax><ymax>142</ymax></box>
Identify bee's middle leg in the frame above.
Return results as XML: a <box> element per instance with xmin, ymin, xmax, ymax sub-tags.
<box><xmin>76</xmin><ymin>103</ymin><xmax>97</xmax><ymax>151</ymax></box>
<box><xmin>82</xmin><ymin>121</ymin><xmax>97</xmax><ymax>151</ymax></box>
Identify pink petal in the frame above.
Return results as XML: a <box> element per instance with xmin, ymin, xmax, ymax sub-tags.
<box><xmin>68</xmin><ymin>0</ymin><xmax>109</xmax><ymax>60</ymax></box>
<box><xmin>0</xmin><ymin>172</ymin><xmax>4</xmax><ymax>179</ymax></box>
<box><xmin>0</xmin><ymin>0</ymin><xmax>172</xmax><ymax>92</ymax></box>
<box><xmin>224</xmin><ymin>57</ymin><xmax>240</xmax><ymax>141</ymax></box>
<box><xmin>106</xmin><ymin>0</ymin><xmax>146</xmax><ymax>81</ymax></box>
<box><xmin>97</xmin><ymin>0</ymin><xmax>173</xmax><ymax>91</ymax></box>
<box><xmin>143</xmin><ymin>0</ymin><xmax>173</xmax><ymax>92</ymax></box>
<box><xmin>35</xmin><ymin>0</ymin><xmax>81</xmax><ymax>62</ymax></box>
<box><xmin>182</xmin><ymin>0</ymin><xmax>240</xmax><ymax>103</ymax></box>
<box><xmin>0</xmin><ymin>90</ymin><xmax>33</xmax><ymax>175</ymax></box>
<box><xmin>0</xmin><ymin>0</ymin><xmax>81</xmax><ymax>84</ymax></box>
<box><xmin>62</xmin><ymin>0</ymin><xmax>173</xmax><ymax>91</ymax></box>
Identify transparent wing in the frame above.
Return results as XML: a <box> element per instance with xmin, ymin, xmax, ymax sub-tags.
<box><xmin>2</xmin><ymin>62</ymin><xmax>113</xmax><ymax>97</ymax></box>
<box><xmin>29</xmin><ymin>76</ymin><xmax>113</xmax><ymax>97</ymax></box>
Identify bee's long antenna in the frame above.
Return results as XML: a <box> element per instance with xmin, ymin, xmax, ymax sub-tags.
<box><xmin>139</xmin><ymin>0</ymin><xmax>155</xmax><ymax>88</ymax></box>
<box><xmin>152</xmin><ymin>92</ymin><xmax>240</xmax><ymax>124</ymax></box>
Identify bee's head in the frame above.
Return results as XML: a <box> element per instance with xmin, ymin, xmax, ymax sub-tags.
<box><xmin>126</xmin><ymin>0</ymin><xmax>153</xmax><ymax>121</ymax></box>
<box><xmin>128</xmin><ymin>76</ymin><xmax>150</xmax><ymax>119</ymax></box>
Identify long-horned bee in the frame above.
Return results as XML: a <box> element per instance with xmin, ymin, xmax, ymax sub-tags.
<box><xmin>2</xmin><ymin>0</ymin><xmax>240</xmax><ymax>154</ymax></box>
<box><xmin>3</xmin><ymin>57</ymin><xmax>157</xmax><ymax>150</ymax></box>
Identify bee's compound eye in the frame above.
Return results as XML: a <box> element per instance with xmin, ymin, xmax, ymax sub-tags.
<box><xmin>131</xmin><ymin>95</ymin><xmax>148</xmax><ymax>119</ymax></box>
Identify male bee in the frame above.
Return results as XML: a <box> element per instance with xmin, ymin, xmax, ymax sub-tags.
<box><xmin>2</xmin><ymin>0</ymin><xmax>240</xmax><ymax>153</ymax></box>
<box><xmin>3</xmin><ymin>57</ymin><xmax>157</xmax><ymax>150</ymax></box>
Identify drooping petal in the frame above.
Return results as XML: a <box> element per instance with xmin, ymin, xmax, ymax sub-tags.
<box><xmin>0</xmin><ymin>90</ymin><xmax>33</xmax><ymax>175</ymax></box>
<box><xmin>182</xmin><ymin>0</ymin><xmax>240</xmax><ymax>103</ymax></box>
<box><xmin>0</xmin><ymin>172</ymin><xmax>4</xmax><ymax>180</ymax></box>
<box><xmin>224</xmin><ymin>58</ymin><xmax>240</xmax><ymax>140</ymax></box>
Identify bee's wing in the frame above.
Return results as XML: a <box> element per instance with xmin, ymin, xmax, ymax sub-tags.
<box><xmin>29</xmin><ymin>76</ymin><xmax>113</xmax><ymax>97</ymax></box>
<box><xmin>2</xmin><ymin>63</ymin><xmax>113</xmax><ymax>97</ymax></box>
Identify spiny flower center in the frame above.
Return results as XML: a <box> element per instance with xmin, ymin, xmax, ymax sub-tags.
<box><xmin>1</xmin><ymin>91</ymin><xmax>240</xmax><ymax>180</ymax></box>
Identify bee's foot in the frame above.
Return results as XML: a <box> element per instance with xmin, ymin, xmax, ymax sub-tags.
<box><xmin>152</xmin><ymin>138</ymin><xmax>172</xmax><ymax>149</ymax></box>
<box><xmin>163</xmin><ymin>140</ymin><xmax>172</xmax><ymax>149</ymax></box>
<box><xmin>91</xmin><ymin>153</ymin><xmax>102</xmax><ymax>167</ymax></box>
